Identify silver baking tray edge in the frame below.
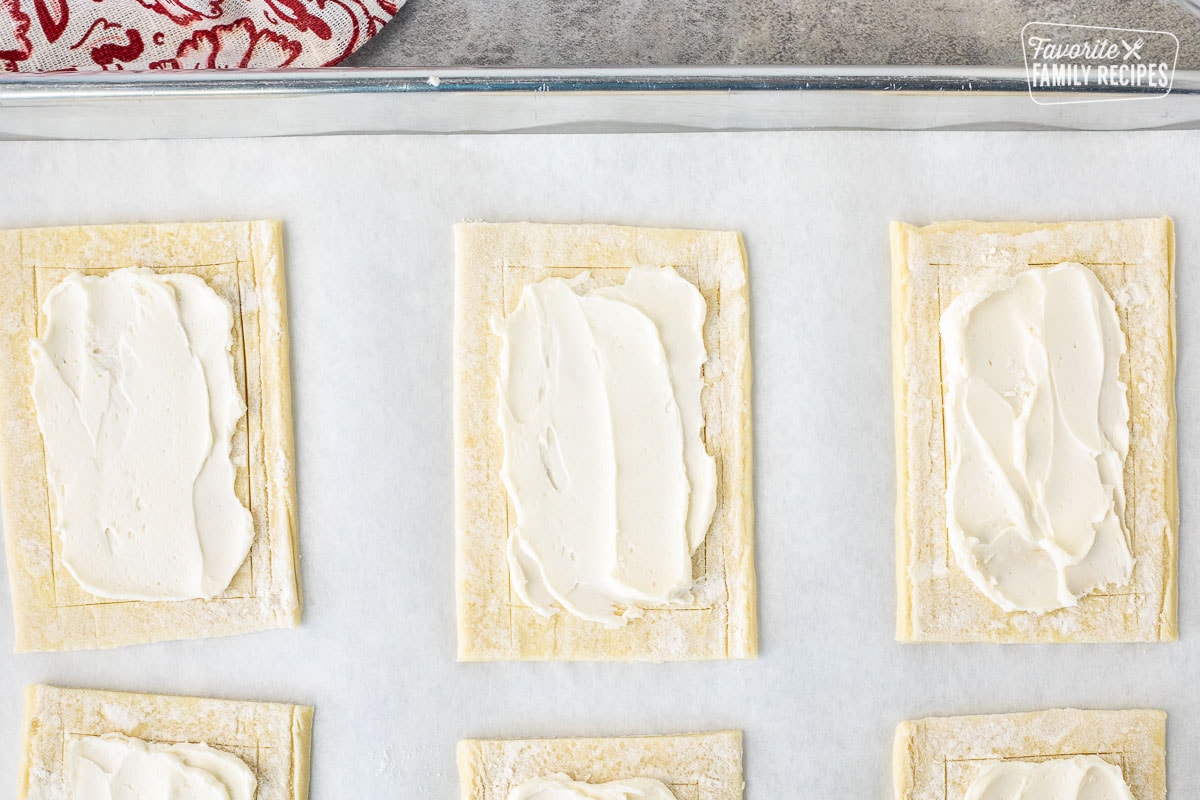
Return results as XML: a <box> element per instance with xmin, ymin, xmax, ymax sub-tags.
<box><xmin>1</xmin><ymin>66</ymin><xmax>1199</xmax><ymax>140</ymax></box>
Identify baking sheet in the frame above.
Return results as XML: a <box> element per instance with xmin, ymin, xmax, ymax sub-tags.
<box><xmin>0</xmin><ymin>130</ymin><xmax>1197</xmax><ymax>799</ymax></box>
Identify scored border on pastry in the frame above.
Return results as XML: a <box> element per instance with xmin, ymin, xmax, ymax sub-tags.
<box><xmin>893</xmin><ymin>708</ymin><xmax>1166</xmax><ymax>800</ymax></box>
<box><xmin>458</xmin><ymin>730</ymin><xmax>743</xmax><ymax>800</ymax></box>
<box><xmin>892</xmin><ymin>218</ymin><xmax>1177</xmax><ymax>643</ymax></box>
<box><xmin>454</xmin><ymin>222</ymin><xmax>756</xmax><ymax>661</ymax></box>
<box><xmin>0</xmin><ymin>221</ymin><xmax>301</xmax><ymax>652</ymax></box>
<box><xmin>19</xmin><ymin>684</ymin><xmax>313</xmax><ymax>800</ymax></box>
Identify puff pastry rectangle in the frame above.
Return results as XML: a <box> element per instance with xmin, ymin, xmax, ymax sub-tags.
<box><xmin>19</xmin><ymin>684</ymin><xmax>313</xmax><ymax>800</ymax></box>
<box><xmin>893</xmin><ymin>709</ymin><xmax>1166</xmax><ymax>800</ymax></box>
<box><xmin>458</xmin><ymin>730</ymin><xmax>743</xmax><ymax>800</ymax></box>
<box><xmin>454</xmin><ymin>222</ymin><xmax>756</xmax><ymax>661</ymax></box>
<box><xmin>0</xmin><ymin>221</ymin><xmax>301</xmax><ymax>651</ymax></box>
<box><xmin>892</xmin><ymin>218</ymin><xmax>1177</xmax><ymax>643</ymax></box>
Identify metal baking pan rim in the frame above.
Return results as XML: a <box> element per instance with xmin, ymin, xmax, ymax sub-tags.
<box><xmin>3</xmin><ymin>66</ymin><xmax>1199</xmax><ymax>139</ymax></box>
<box><xmin>2</xmin><ymin>65</ymin><xmax>1196</xmax><ymax>100</ymax></box>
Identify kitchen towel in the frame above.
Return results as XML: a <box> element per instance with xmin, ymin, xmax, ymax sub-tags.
<box><xmin>0</xmin><ymin>0</ymin><xmax>402</xmax><ymax>71</ymax></box>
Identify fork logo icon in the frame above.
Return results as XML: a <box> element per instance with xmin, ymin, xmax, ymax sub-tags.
<box><xmin>1121</xmin><ymin>38</ymin><xmax>1145</xmax><ymax>60</ymax></box>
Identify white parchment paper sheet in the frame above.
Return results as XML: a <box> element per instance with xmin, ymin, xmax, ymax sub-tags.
<box><xmin>0</xmin><ymin>131</ymin><xmax>1197</xmax><ymax>799</ymax></box>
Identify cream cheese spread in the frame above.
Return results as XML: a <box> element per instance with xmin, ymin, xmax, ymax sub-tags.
<box><xmin>508</xmin><ymin>774</ymin><xmax>677</xmax><ymax>800</ymax></box>
<box><xmin>30</xmin><ymin>268</ymin><xmax>254</xmax><ymax>601</ymax></box>
<box><xmin>497</xmin><ymin>267</ymin><xmax>716</xmax><ymax>627</ymax></box>
<box><xmin>963</xmin><ymin>755</ymin><xmax>1134</xmax><ymax>800</ymax></box>
<box><xmin>68</xmin><ymin>733</ymin><xmax>256</xmax><ymax>800</ymax></box>
<box><xmin>941</xmin><ymin>263</ymin><xmax>1133</xmax><ymax>613</ymax></box>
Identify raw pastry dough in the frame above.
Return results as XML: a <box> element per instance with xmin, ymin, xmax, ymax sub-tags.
<box><xmin>892</xmin><ymin>219</ymin><xmax>1176</xmax><ymax>643</ymax></box>
<box><xmin>19</xmin><ymin>684</ymin><xmax>313</xmax><ymax>800</ymax></box>
<box><xmin>458</xmin><ymin>730</ymin><xmax>742</xmax><ymax>800</ymax></box>
<box><xmin>0</xmin><ymin>221</ymin><xmax>301</xmax><ymax>651</ymax></box>
<box><xmin>893</xmin><ymin>708</ymin><xmax>1165</xmax><ymax>800</ymax></box>
<box><xmin>454</xmin><ymin>222</ymin><xmax>755</xmax><ymax>661</ymax></box>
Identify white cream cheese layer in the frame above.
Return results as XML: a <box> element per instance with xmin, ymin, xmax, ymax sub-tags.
<box><xmin>30</xmin><ymin>268</ymin><xmax>254</xmax><ymax>601</ymax></box>
<box><xmin>941</xmin><ymin>263</ymin><xmax>1133</xmax><ymax>613</ymax></box>
<box><xmin>497</xmin><ymin>267</ymin><xmax>716</xmax><ymax>627</ymax></box>
<box><xmin>68</xmin><ymin>733</ymin><xmax>256</xmax><ymax>800</ymax></box>
<box><xmin>508</xmin><ymin>774</ymin><xmax>678</xmax><ymax>800</ymax></box>
<box><xmin>964</xmin><ymin>756</ymin><xmax>1134</xmax><ymax>800</ymax></box>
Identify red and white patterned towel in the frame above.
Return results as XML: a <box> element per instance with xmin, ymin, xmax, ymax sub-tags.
<box><xmin>0</xmin><ymin>0</ymin><xmax>403</xmax><ymax>71</ymax></box>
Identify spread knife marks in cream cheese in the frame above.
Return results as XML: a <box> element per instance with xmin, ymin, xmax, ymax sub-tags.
<box><xmin>964</xmin><ymin>756</ymin><xmax>1134</xmax><ymax>800</ymax></box>
<box><xmin>497</xmin><ymin>267</ymin><xmax>717</xmax><ymax>627</ymax></box>
<box><xmin>508</xmin><ymin>774</ymin><xmax>678</xmax><ymax>800</ymax></box>
<box><xmin>69</xmin><ymin>734</ymin><xmax>256</xmax><ymax>800</ymax></box>
<box><xmin>30</xmin><ymin>268</ymin><xmax>254</xmax><ymax>601</ymax></box>
<box><xmin>941</xmin><ymin>263</ymin><xmax>1133</xmax><ymax>613</ymax></box>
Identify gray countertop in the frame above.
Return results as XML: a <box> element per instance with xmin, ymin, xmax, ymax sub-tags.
<box><xmin>345</xmin><ymin>0</ymin><xmax>1200</xmax><ymax>70</ymax></box>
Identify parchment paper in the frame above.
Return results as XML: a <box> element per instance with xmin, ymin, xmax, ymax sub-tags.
<box><xmin>0</xmin><ymin>130</ymin><xmax>1197</xmax><ymax>799</ymax></box>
